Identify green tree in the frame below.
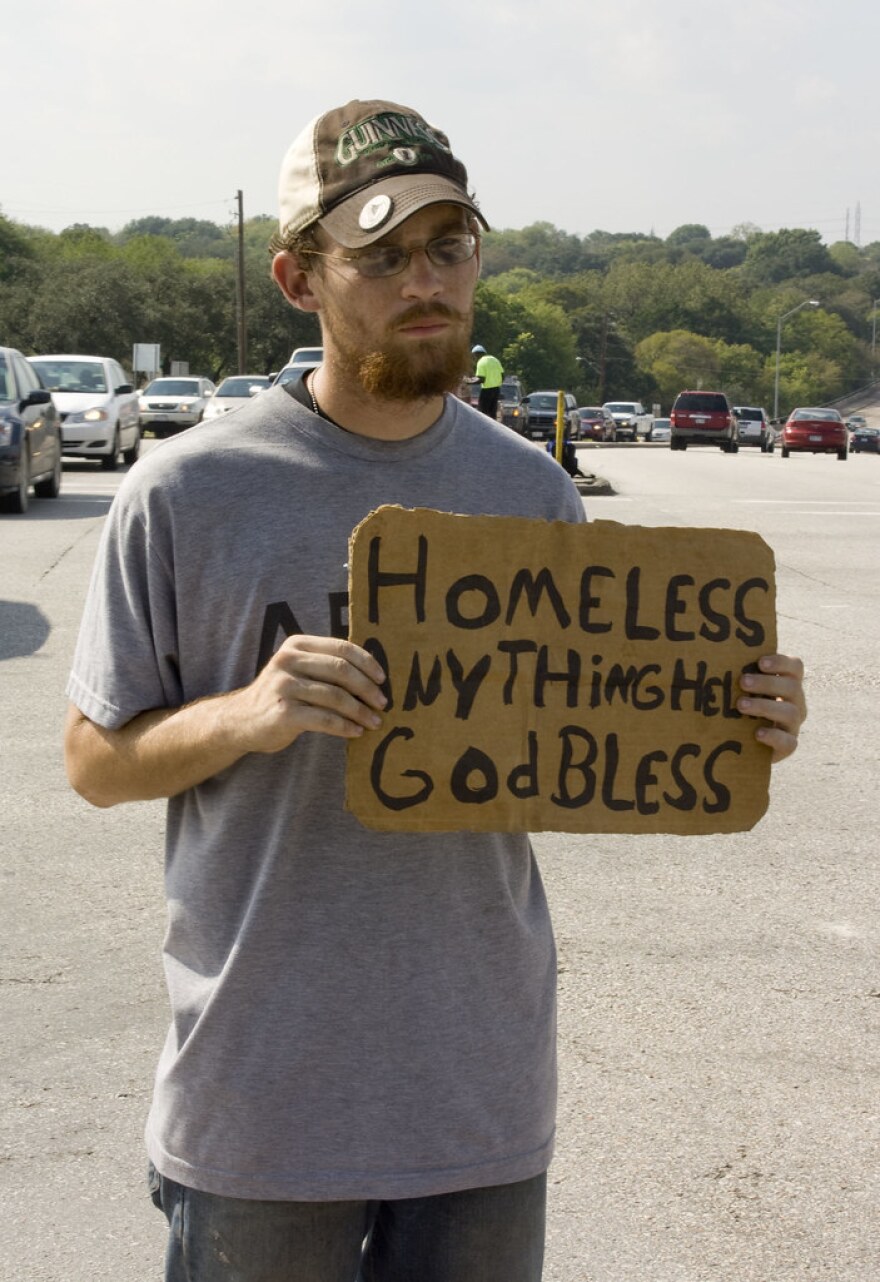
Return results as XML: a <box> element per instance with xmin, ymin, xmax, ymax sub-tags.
<box><xmin>742</xmin><ymin>228</ymin><xmax>839</xmax><ymax>285</ymax></box>
<box><xmin>635</xmin><ymin>330</ymin><xmax>720</xmax><ymax>405</ymax></box>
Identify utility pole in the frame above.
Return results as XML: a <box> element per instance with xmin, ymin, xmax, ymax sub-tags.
<box><xmin>235</xmin><ymin>190</ymin><xmax>247</xmax><ymax>374</ymax></box>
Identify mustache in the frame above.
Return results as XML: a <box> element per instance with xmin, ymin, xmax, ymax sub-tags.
<box><xmin>392</xmin><ymin>303</ymin><xmax>469</xmax><ymax>330</ymax></box>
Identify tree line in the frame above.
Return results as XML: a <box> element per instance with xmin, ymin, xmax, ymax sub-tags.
<box><xmin>1</xmin><ymin>210</ymin><xmax>878</xmax><ymax>414</ymax></box>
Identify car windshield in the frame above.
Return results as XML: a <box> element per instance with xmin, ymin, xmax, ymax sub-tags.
<box><xmin>144</xmin><ymin>379</ymin><xmax>200</xmax><ymax>395</ymax></box>
<box><xmin>275</xmin><ymin>367</ymin><xmax>305</xmax><ymax>387</ymax></box>
<box><xmin>30</xmin><ymin>359</ymin><xmax>107</xmax><ymax>394</ymax></box>
<box><xmin>216</xmin><ymin>377</ymin><xmax>270</xmax><ymax>397</ymax></box>
<box><xmin>579</xmin><ymin>408</ymin><xmax>602</xmax><ymax>417</ymax></box>
<box><xmin>604</xmin><ymin>403</ymin><xmax>635</xmax><ymax>413</ymax></box>
<box><xmin>529</xmin><ymin>395</ymin><xmax>558</xmax><ymax>410</ymax></box>
<box><xmin>0</xmin><ymin>354</ymin><xmax>13</xmax><ymax>402</ymax></box>
<box><xmin>736</xmin><ymin>408</ymin><xmax>762</xmax><ymax>420</ymax></box>
<box><xmin>292</xmin><ymin>349</ymin><xmax>323</xmax><ymax>363</ymax></box>
<box><xmin>500</xmin><ymin>382</ymin><xmax>520</xmax><ymax>399</ymax></box>
<box><xmin>792</xmin><ymin>409</ymin><xmax>841</xmax><ymax>422</ymax></box>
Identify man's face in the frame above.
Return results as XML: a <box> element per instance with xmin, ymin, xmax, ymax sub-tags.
<box><xmin>305</xmin><ymin>203</ymin><xmax>480</xmax><ymax>401</ymax></box>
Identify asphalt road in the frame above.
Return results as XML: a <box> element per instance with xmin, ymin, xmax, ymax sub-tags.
<box><xmin>1</xmin><ymin>438</ymin><xmax>878</xmax><ymax>1281</ymax></box>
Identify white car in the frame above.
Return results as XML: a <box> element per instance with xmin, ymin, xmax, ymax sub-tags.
<box><xmin>203</xmin><ymin>375</ymin><xmax>272</xmax><ymax>421</ymax></box>
<box><xmin>28</xmin><ymin>353</ymin><xmax>141</xmax><ymax>469</ymax></box>
<box><xmin>287</xmin><ymin>345</ymin><xmax>323</xmax><ymax>366</ymax></box>
<box><xmin>138</xmin><ymin>376</ymin><xmax>216</xmax><ymax>438</ymax></box>
<box><xmin>602</xmin><ymin>400</ymin><xmax>654</xmax><ymax>441</ymax></box>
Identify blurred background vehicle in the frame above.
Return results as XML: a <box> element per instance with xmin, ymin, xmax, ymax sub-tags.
<box><xmin>846</xmin><ymin>414</ymin><xmax>867</xmax><ymax>432</ymax></box>
<box><xmin>781</xmin><ymin>407</ymin><xmax>847</xmax><ymax>460</ymax></box>
<box><xmin>733</xmin><ymin>405</ymin><xmax>775</xmax><ymax>452</ymax></box>
<box><xmin>521</xmin><ymin>391</ymin><xmax>580</xmax><ymax>441</ymax></box>
<box><xmin>203</xmin><ymin>375</ymin><xmax>272</xmax><ymax>421</ymax></box>
<box><xmin>0</xmin><ymin>345</ymin><xmax>63</xmax><ymax>513</ymax></box>
<box><xmin>274</xmin><ymin>347</ymin><xmax>324</xmax><ymax>389</ymax></box>
<box><xmin>649</xmin><ymin>416</ymin><xmax>671</xmax><ymax>442</ymax></box>
<box><xmin>577</xmin><ymin>406</ymin><xmax>616</xmax><ymax>441</ymax></box>
<box><xmin>28</xmin><ymin>354</ymin><xmax>140</xmax><ymax>469</ymax></box>
<box><xmin>670</xmin><ymin>390</ymin><xmax>738</xmax><ymax>452</ymax></box>
<box><xmin>849</xmin><ymin>423</ymin><xmax>879</xmax><ymax>453</ymax></box>
<box><xmin>602</xmin><ymin>400</ymin><xmax>653</xmax><ymax>441</ymax></box>
<box><xmin>497</xmin><ymin>376</ymin><xmax>527</xmax><ymax>430</ymax></box>
<box><xmin>287</xmin><ymin>346</ymin><xmax>323</xmax><ymax>367</ymax></box>
<box><xmin>138</xmin><ymin>376</ymin><xmax>216</xmax><ymax>437</ymax></box>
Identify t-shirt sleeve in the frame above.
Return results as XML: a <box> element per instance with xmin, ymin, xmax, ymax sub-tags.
<box><xmin>66</xmin><ymin>489</ymin><xmax>184</xmax><ymax>729</ymax></box>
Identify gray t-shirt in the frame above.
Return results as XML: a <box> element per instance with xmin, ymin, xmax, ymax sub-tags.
<box><xmin>68</xmin><ymin>388</ymin><xmax>586</xmax><ymax>1201</ymax></box>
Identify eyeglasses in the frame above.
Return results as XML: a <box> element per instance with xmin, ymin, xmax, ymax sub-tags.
<box><xmin>306</xmin><ymin>232</ymin><xmax>478</xmax><ymax>279</ymax></box>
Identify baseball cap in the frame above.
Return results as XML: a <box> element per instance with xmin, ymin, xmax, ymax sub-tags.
<box><xmin>276</xmin><ymin>99</ymin><xmax>490</xmax><ymax>250</ymax></box>
<box><xmin>472</xmin><ymin>345</ymin><xmax>486</xmax><ymax>354</ymax></box>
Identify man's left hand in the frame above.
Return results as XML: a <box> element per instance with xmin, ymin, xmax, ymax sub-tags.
<box><xmin>738</xmin><ymin>653</ymin><xmax>807</xmax><ymax>763</ymax></box>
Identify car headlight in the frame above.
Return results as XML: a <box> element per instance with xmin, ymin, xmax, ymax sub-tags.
<box><xmin>0</xmin><ymin>418</ymin><xmax>14</xmax><ymax>447</ymax></box>
<box><xmin>178</xmin><ymin>402</ymin><xmax>194</xmax><ymax>412</ymax></box>
<box><xmin>67</xmin><ymin>407</ymin><xmax>110</xmax><ymax>424</ymax></box>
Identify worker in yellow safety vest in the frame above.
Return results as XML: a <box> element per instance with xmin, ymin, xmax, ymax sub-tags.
<box><xmin>471</xmin><ymin>344</ymin><xmax>504</xmax><ymax>420</ymax></box>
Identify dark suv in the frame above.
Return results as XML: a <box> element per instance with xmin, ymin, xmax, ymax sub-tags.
<box><xmin>521</xmin><ymin>391</ymin><xmax>580</xmax><ymax>442</ymax></box>
<box><xmin>670</xmin><ymin>390</ymin><xmax>738</xmax><ymax>452</ymax></box>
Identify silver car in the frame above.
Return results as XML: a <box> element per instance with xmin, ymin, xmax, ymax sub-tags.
<box><xmin>203</xmin><ymin>376</ymin><xmax>272</xmax><ymax>421</ymax></box>
<box><xmin>138</xmin><ymin>376</ymin><xmax>216</xmax><ymax>438</ymax></box>
<box><xmin>28</xmin><ymin>354</ymin><xmax>141</xmax><ymax>469</ymax></box>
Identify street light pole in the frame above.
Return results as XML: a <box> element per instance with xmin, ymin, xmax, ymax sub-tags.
<box><xmin>774</xmin><ymin>298</ymin><xmax>820</xmax><ymax>421</ymax></box>
<box><xmin>872</xmin><ymin>298</ymin><xmax>879</xmax><ymax>378</ymax></box>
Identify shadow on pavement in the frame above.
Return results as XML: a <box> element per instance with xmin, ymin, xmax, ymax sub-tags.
<box><xmin>0</xmin><ymin>600</ymin><xmax>51</xmax><ymax>660</ymax></box>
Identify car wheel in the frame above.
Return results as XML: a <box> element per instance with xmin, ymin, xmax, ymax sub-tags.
<box><xmin>837</xmin><ymin>448</ymin><xmax>848</xmax><ymax>461</ymax></box>
<box><xmin>6</xmin><ymin>453</ymin><xmax>29</xmax><ymax>513</ymax></box>
<box><xmin>101</xmin><ymin>430</ymin><xmax>120</xmax><ymax>471</ymax></box>
<box><xmin>123</xmin><ymin>430</ymin><xmax>141</xmax><ymax>466</ymax></box>
<box><xmin>34</xmin><ymin>450</ymin><xmax>62</xmax><ymax>499</ymax></box>
<box><xmin>781</xmin><ymin>446</ymin><xmax>790</xmax><ymax>458</ymax></box>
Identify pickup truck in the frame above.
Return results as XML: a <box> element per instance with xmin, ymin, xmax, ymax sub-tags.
<box><xmin>602</xmin><ymin>400</ymin><xmax>654</xmax><ymax>441</ymax></box>
<box><xmin>521</xmin><ymin>391</ymin><xmax>581</xmax><ymax>442</ymax></box>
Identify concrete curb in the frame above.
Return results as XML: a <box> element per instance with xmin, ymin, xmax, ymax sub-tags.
<box><xmin>573</xmin><ymin>472</ymin><xmax>615</xmax><ymax>496</ymax></box>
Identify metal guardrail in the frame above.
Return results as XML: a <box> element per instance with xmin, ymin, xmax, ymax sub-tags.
<box><xmin>822</xmin><ymin>379</ymin><xmax>880</xmax><ymax>413</ymax></box>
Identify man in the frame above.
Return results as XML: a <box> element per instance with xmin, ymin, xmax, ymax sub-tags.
<box><xmin>471</xmin><ymin>343</ymin><xmax>504</xmax><ymax>419</ymax></box>
<box><xmin>64</xmin><ymin>99</ymin><xmax>806</xmax><ymax>1282</ymax></box>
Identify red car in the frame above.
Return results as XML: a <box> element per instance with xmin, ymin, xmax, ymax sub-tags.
<box><xmin>781</xmin><ymin>407</ymin><xmax>847</xmax><ymax>461</ymax></box>
<box><xmin>577</xmin><ymin>406</ymin><xmax>616</xmax><ymax>441</ymax></box>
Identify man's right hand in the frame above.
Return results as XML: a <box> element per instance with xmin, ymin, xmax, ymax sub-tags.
<box><xmin>231</xmin><ymin>635</ymin><xmax>388</xmax><ymax>754</ymax></box>
<box><xmin>64</xmin><ymin>637</ymin><xmax>387</xmax><ymax>808</ymax></box>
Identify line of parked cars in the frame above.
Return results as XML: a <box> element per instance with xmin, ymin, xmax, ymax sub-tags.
<box><xmin>4</xmin><ymin>336</ymin><xmax>876</xmax><ymax>517</ymax></box>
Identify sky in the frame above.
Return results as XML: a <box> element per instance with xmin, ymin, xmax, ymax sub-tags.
<box><xmin>5</xmin><ymin>0</ymin><xmax>879</xmax><ymax>247</ymax></box>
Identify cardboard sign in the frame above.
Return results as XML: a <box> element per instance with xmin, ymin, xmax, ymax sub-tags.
<box><xmin>345</xmin><ymin>507</ymin><xmax>777</xmax><ymax>835</ymax></box>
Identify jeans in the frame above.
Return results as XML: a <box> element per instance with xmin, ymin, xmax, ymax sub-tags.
<box><xmin>148</xmin><ymin>1164</ymin><xmax>546</xmax><ymax>1282</ymax></box>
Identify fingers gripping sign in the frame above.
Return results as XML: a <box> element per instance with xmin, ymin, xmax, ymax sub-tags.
<box><xmin>241</xmin><ymin>635</ymin><xmax>388</xmax><ymax>754</ymax></box>
<box><xmin>738</xmin><ymin>653</ymin><xmax>807</xmax><ymax>763</ymax></box>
